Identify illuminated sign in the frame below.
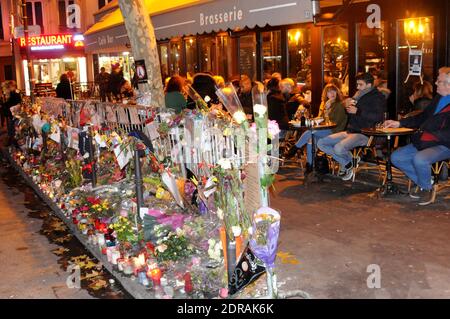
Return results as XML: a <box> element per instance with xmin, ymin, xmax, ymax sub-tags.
<box><xmin>18</xmin><ymin>34</ymin><xmax>85</xmax><ymax>49</ymax></box>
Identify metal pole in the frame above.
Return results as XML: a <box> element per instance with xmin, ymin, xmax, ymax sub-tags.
<box><xmin>88</xmin><ymin>126</ymin><xmax>97</xmax><ymax>187</ymax></box>
<box><xmin>134</xmin><ymin>148</ymin><xmax>144</xmax><ymax>220</ymax></box>
<box><xmin>21</xmin><ymin>0</ymin><xmax>34</xmax><ymax>103</ymax></box>
<box><xmin>226</xmin><ymin>232</ymin><xmax>236</xmax><ymax>283</ymax></box>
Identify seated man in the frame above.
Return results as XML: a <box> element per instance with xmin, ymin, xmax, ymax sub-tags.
<box><xmin>384</xmin><ymin>67</ymin><xmax>450</xmax><ymax>205</ymax></box>
<box><xmin>317</xmin><ymin>72</ymin><xmax>385</xmax><ymax>180</ymax></box>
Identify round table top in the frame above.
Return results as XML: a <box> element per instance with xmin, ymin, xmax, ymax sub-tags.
<box><xmin>289</xmin><ymin>121</ymin><xmax>337</xmax><ymax>130</ymax></box>
<box><xmin>361</xmin><ymin>127</ymin><xmax>416</xmax><ymax>136</ymax></box>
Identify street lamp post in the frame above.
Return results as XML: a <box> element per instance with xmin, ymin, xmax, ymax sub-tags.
<box><xmin>21</xmin><ymin>0</ymin><xmax>34</xmax><ymax>103</ymax></box>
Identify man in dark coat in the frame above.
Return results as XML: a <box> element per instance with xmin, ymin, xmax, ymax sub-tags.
<box><xmin>95</xmin><ymin>67</ymin><xmax>112</xmax><ymax>102</ymax></box>
<box><xmin>317</xmin><ymin>72</ymin><xmax>386</xmax><ymax>180</ymax></box>
<box><xmin>385</xmin><ymin>67</ymin><xmax>450</xmax><ymax>205</ymax></box>
<box><xmin>267</xmin><ymin>77</ymin><xmax>289</xmax><ymax>137</ymax></box>
<box><xmin>56</xmin><ymin>73</ymin><xmax>73</xmax><ymax>100</ymax></box>
<box><xmin>2</xmin><ymin>81</ymin><xmax>21</xmax><ymax>145</ymax></box>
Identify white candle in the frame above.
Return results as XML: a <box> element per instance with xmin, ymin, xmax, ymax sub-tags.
<box><xmin>111</xmin><ymin>250</ymin><xmax>121</xmax><ymax>265</ymax></box>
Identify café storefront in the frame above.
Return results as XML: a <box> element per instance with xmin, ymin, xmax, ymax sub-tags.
<box><xmin>84</xmin><ymin>0</ymin><xmax>450</xmax><ymax>116</ymax></box>
<box><xmin>18</xmin><ymin>33</ymin><xmax>87</xmax><ymax>96</ymax></box>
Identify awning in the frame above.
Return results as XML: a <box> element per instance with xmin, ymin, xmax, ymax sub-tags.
<box><xmin>85</xmin><ymin>0</ymin><xmax>313</xmax><ymax>52</ymax></box>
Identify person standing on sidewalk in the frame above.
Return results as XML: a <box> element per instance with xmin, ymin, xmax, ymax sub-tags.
<box><xmin>384</xmin><ymin>67</ymin><xmax>450</xmax><ymax>205</ymax></box>
<box><xmin>317</xmin><ymin>72</ymin><xmax>386</xmax><ymax>181</ymax></box>
<box><xmin>3</xmin><ymin>81</ymin><xmax>21</xmax><ymax>146</ymax></box>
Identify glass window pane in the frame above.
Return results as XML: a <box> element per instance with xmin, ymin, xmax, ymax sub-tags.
<box><xmin>159</xmin><ymin>44</ymin><xmax>169</xmax><ymax>81</ymax></box>
<box><xmin>169</xmin><ymin>39</ymin><xmax>183</xmax><ymax>76</ymax></box>
<box><xmin>35</xmin><ymin>2</ymin><xmax>43</xmax><ymax>33</ymax></box>
<box><xmin>357</xmin><ymin>22</ymin><xmax>388</xmax><ymax>74</ymax></box>
<box><xmin>58</xmin><ymin>0</ymin><xmax>66</xmax><ymax>27</ymax></box>
<box><xmin>184</xmin><ymin>37</ymin><xmax>198</xmax><ymax>77</ymax></box>
<box><xmin>287</xmin><ymin>27</ymin><xmax>311</xmax><ymax>84</ymax></box>
<box><xmin>396</xmin><ymin>17</ymin><xmax>434</xmax><ymax>115</ymax></box>
<box><xmin>216</xmin><ymin>33</ymin><xmax>238</xmax><ymax>81</ymax></box>
<box><xmin>199</xmin><ymin>36</ymin><xmax>215</xmax><ymax>74</ymax></box>
<box><xmin>0</xmin><ymin>4</ymin><xmax>4</xmax><ymax>40</ymax></box>
<box><xmin>26</xmin><ymin>2</ymin><xmax>34</xmax><ymax>26</ymax></box>
<box><xmin>239</xmin><ymin>33</ymin><xmax>257</xmax><ymax>81</ymax></box>
<box><xmin>262</xmin><ymin>31</ymin><xmax>282</xmax><ymax>80</ymax></box>
<box><xmin>323</xmin><ymin>24</ymin><xmax>349</xmax><ymax>95</ymax></box>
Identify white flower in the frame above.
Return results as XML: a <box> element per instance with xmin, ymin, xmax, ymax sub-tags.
<box><xmin>216</xmin><ymin>208</ymin><xmax>224</xmax><ymax>220</ymax></box>
<box><xmin>253</xmin><ymin>104</ymin><xmax>267</xmax><ymax>117</ymax></box>
<box><xmin>231</xmin><ymin>226</ymin><xmax>242</xmax><ymax>237</ymax></box>
<box><xmin>208</xmin><ymin>238</ymin><xmax>216</xmax><ymax>246</ymax></box>
<box><xmin>232</xmin><ymin>110</ymin><xmax>247</xmax><ymax>124</ymax></box>
<box><xmin>217</xmin><ymin>158</ymin><xmax>232</xmax><ymax>170</ymax></box>
<box><xmin>248</xmin><ymin>226</ymin><xmax>254</xmax><ymax>235</ymax></box>
<box><xmin>176</xmin><ymin>227</ymin><xmax>184</xmax><ymax>236</ymax></box>
<box><xmin>157</xmin><ymin>244</ymin><xmax>168</xmax><ymax>253</ymax></box>
<box><xmin>204</xmin><ymin>95</ymin><xmax>211</xmax><ymax>103</ymax></box>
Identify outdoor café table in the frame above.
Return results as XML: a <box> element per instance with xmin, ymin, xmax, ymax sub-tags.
<box><xmin>361</xmin><ymin>127</ymin><xmax>416</xmax><ymax>196</ymax></box>
<box><xmin>289</xmin><ymin>120</ymin><xmax>337</xmax><ymax>177</ymax></box>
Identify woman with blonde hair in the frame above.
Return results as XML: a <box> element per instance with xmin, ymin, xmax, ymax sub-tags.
<box><xmin>284</xmin><ymin>84</ymin><xmax>348</xmax><ymax>173</ymax></box>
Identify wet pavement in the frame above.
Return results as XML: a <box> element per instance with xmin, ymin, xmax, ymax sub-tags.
<box><xmin>1</xmin><ymin>140</ymin><xmax>450</xmax><ymax>298</ymax></box>
<box><xmin>0</xmin><ymin>156</ymin><xmax>130</xmax><ymax>299</ymax></box>
<box><xmin>271</xmin><ymin>162</ymin><xmax>450</xmax><ymax>298</ymax></box>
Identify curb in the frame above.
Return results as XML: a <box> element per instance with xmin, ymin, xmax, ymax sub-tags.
<box><xmin>3</xmin><ymin>148</ymin><xmax>156</xmax><ymax>299</ymax></box>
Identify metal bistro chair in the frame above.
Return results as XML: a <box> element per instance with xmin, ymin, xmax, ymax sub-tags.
<box><xmin>351</xmin><ymin>136</ymin><xmax>384</xmax><ymax>183</ymax></box>
<box><xmin>408</xmin><ymin>159</ymin><xmax>450</xmax><ymax>204</ymax></box>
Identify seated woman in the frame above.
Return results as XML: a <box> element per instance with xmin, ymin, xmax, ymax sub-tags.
<box><xmin>409</xmin><ymin>80</ymin><xmax>433</xmax><ymax>112</ymax></box>
<box><xmin>284</xmin><ymin>84</ymin><xmax>348</xmax><ymax>173</ymax></box>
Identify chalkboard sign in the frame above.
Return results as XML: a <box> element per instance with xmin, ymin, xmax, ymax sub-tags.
<box><xmin>228</xmin><ymin>243</ymin><xmax>266</xmax><ymax>296</ymax></box>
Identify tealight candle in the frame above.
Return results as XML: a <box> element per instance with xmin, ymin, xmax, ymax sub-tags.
<box><xmin>123</xmin><ymin>260</ymin><xmax>134</xmax><ymax>275</ymax></box>
<box><xmin>117</xmin><ymin>258</ymin><xmax>124</xmax><ymax>271</ymax></box>
<box><xmin>111</xmin><ymin>250</ymin><xmax>121</xmax><ymax>265</ymax></box>
<box><xmin>149</xmin><ymin>268</ymin><xmax>162</xmax><ymax>286</ymax></box>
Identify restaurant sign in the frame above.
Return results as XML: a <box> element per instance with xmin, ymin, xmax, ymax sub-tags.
<box><xmin>18</xmin><ymin>34</ymin><xmax>85</xmax><ymax>51</ymax></box>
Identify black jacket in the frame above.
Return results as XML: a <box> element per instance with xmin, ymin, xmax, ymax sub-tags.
<box><xmin>2</xmin><ymin>91</ymin><xmax>21</xmax><ymax>117</ymax></box>
<box><xmin>239</xmin><ymin>91</ymin><xmax>253</xmax><ymax>120</ymax></box>
<box><xmin>347</xmin><ymin>88</ymin><xmax>386</xmax><ymax>133</ymax></box>
<box><xmin>400</xmin><ymin>94</ymin><xmax>450</xmax><ymax>150</ymax></box>
<box><xmin>56</xmin><ymin>80</ymin><xmax>73</xmax><ymax>100</ymax></box>
<box><xmin>268</xmin><ymin>91</ymin><xmax>289</xmax><ymax>130</ymax></box>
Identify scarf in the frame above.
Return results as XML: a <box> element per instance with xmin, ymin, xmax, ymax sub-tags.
<box><xmin>353</xmin><ymin>87</ymin><xmax>375</xmax><ymax>101</ymax></box>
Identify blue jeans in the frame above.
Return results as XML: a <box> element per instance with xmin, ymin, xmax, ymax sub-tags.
<box><xmin>391</xmin><ymin>144</ymin><xmax>450</xmax><ymax>190</ymax></box>
<box><xmin>295</xmin><ymin>129</ymin><xmax>332</xmax><ymax>164</ymax></box>
<box><xmin>317</xmin><ymin>131</ymin><xmax>369</xmax><ymax>167</ymax></box>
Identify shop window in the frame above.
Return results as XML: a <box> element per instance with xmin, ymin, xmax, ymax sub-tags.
<box><xmin>169</xmin><ymin>39</ymin><xmax>183</xmax><ymax>76</ymax></box>
<box><xmin>322</xmin><ymin>24</ymin><xmax>349</xmax><ymax>94</ymax></box>
<box><xmin>184</xmin><ymin>37</ymin><xmax>198</xmax><ymax>77</ymax></box>
<box><xmin>261</xmin><ymin>31</ymin><xmax>282</xmax><ymax>81</ymax></box>
<box><xmin>239</xmin><ymin>33</ymin><xmax>257</xmax><ymax>81</ymax></box>
<box><xmin>0</xmin><ymin>3</ymin><xmax>4</xmax><ymax>40</ymax></box>
<box><xmin>158</xmin><ymin>43</ymin><xmax>169</xmax><ymax>81</ymax></box>
<box><xmin>356</xmin><ymin>22</ymin><xmax>388</xmax><ymax>74</ymax></box>
<box><xmin>396</xmin><ymin>17</ymin><xmax>434</xmax><ymax>115</ymax></box>
<box><xmin>216</xmin><ymin>33</ymin><xmax>238</xmax><ymax>81</ymax></box>
<box><xmin>199</xmin><ymin>36</ymin><xmax>215</xmax><ymax>74</ymax></box>
<box><xmin>287</xmin><ymin>27</ymin><xmax>312</xmax><ymax>84</ymax></box>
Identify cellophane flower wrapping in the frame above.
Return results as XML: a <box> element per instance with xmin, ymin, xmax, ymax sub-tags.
<box><xmin>249</xmin><ymin>207</ymin><xmax>280</xmax><ymax>269</ymax></box>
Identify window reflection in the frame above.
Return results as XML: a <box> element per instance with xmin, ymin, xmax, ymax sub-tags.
<box><xmin>184</xmin><ymin>37</ymin><xmax>198</xmax><ymax>77</ymax></box>
<box><xmin>323</xmin><ymin>24</ymin><xmax>349</xmax><ymax>94</ymax></box>
<box><xmin>287</xmin><ymin>27</ymin><xmax>311</xmax><ymax>84</ymax></box>
<box><xmin>239</xmin><ymin>33</ymin><xmax>257</xmax><ymax>81</ymax></box>
<box><xmin>169</xmin><ymin>39</ymin><xmax>182</xmax><ymax>76</ymax></box>
<box><xmin>396</xmin><ymin>17</ymin><xmax>434</xmax><ymax>115</ymax></box>
<box><xmin>262</xmin><ymin>31</ymin><xmax>282</xmax><ymax>81</ymax></box>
